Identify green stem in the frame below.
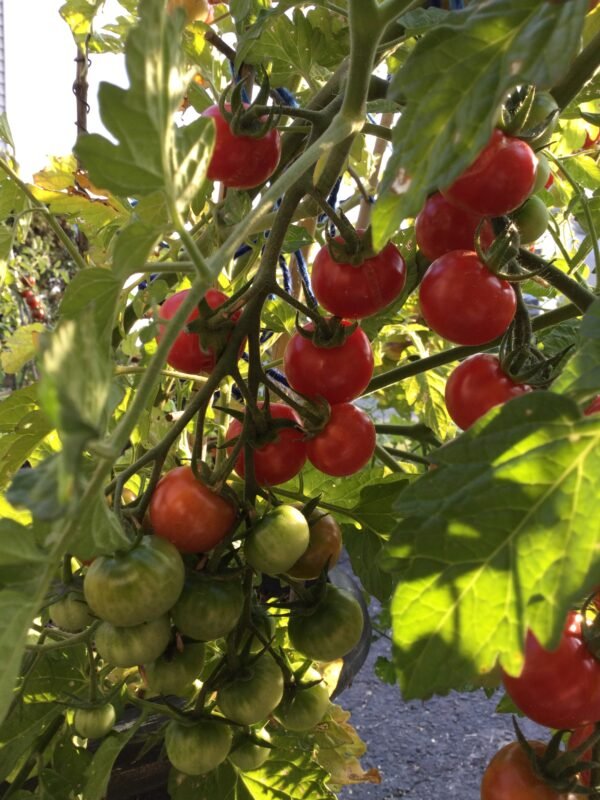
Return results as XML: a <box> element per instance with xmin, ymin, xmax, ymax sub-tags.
<box><xmin>0</xmin><ymin>158</ymin><xmax>88</xmax><ymax>272</ymax></box>
<box><xmin>385</xmin><ymin>446</ymin><xmax>432</xmax><ymax>467</ymax></box>
<box><xmin>545</xmin><ymin>152</ymin><xmax>600</xmax><ymax>282</ymax></box>
<box><xmin>518</xmin><ymin>248</ymin><xmax>596</xmax><ymax>312</ymax></box>
<box><xmin>375</xmin><ymin>423</ymin><xmax>441</xmax><ymax>447</ymax></box>
<box><xmin>366</xmin><ymin>303</ymin><xmax>580</xmax><ymax>394</ymax></box>
<box><xmin>25</xmin><ymin>621</ymin><xmax>101</xmax><ymax>652</ymax></box>
<box><xmin>363</xmin><ymin>122</ymin><xmax>393</xmax><ymax>141</ymax></box>
<box><xmin>115</xmin><ymin>365</ymin><xmax>208</xmax><ymax>383</ymax></box>
<box><xmin>551</xmin><ymin>27</ymin><xmax>600</xmax><ymax>110</ymax></box>
<box><xmin>340</xmin><ymin>0</ymin><xmax>384</xmax><ymax>121</ymax></box>
<box><xmin>374</xmin><ymin>443</ymin><xmax>404</xmax><ymax>472</ymax></box>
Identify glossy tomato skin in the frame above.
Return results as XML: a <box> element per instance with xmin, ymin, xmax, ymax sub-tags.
<box><xmin>311</xmin><ymin>239</ymin><xmax>406</xmax><ymax>319</ymax></box>
<box><xmin>73</xmin><ymin>704</ymin><xmax>117</xmax><ymax>739</ymax></box>
<box><xmin>227</xmin><ymin>402</ymin><xmax>307</xmax><ymax>486</ymax></box>
<box><xmin>445</xmin><ymin>354</ymin><xmax>532</xmax><ymax>430</ymax></box>
<box><xmin>83</xmin><ymin>535</ymin><xmax>185</xmax><ymax>627</ymax></box>
<box><xmin>419</xmin><ymin>250</ymin><xmax>516</xmax><ymax>345</ymax></box>
<box><xmin>244</xmin><ymin>505</ymin><xmax>310</xmax><ymax>575</ymax></box>
<box><xmin>217</xmin><ymin>654</ymin><xmax>285</xmax><ymax>726</ymax></box>
<box><xmin>172</xmin><ymin>577</ymin><xmax>244</xmax><ymax>641</ymax></box>
<box><xmin>165</xmin><ymin>719</ymin><xmax>233</xmax><ymax>776</ymax></box>
<box><xmin>306</xmin><ymin>403</ymin><xmax>375</xmax><ymax>477</ymax></box>
<box><xmin>481</xmin><ymin>741</ymin><xmax>568</xmax><ymax>800</ymax></box>
<box><xmin>442</xmin><ymin>130</ymin><xmax>538</xmax><ymax>216</ymax></box>
<box><xmin>274</xmin><ymin>672</ymin><xmax>330</xmax><ymax>732</ymax></box>
<box><xmin>149</xmin><ymin>466</ymin><xmax>236</xmax><ymax>554</ymax></box>
<box><xmin>284</xmin><ymin>322</ymin><xmax>374</xmax><ymax>405</ymax></box>
<box><xmin>94</xmin><ymin>615</ymin><xmax>172</xmax><ymax>668</ymax></box>
<box><xmin>158</xmin><ymin>288</ymin><xmax>241</xmax><ymax>375</ymax></box>
<box><xmin>511</xmin><ymin>196</ymin><xmax>549</xmax><ymax>244</ymax></box>
<box><xmin>228</xmin><ymin>728</ymin><xmax>271</xmax><ymax>772</ymax></box>
<box><xmin>286</xmin><ymin>508</ymin><xmax>342</xmax><ymax>580</ymax></box>
<box><xmin>502</xmin><ymin>612</ymin><xmax>600</xmax><ymax>730</ymax></box>
<box><xmin>144</xmin><ymin>642</ymin><xmax>206</xmax><ymax>696</ymax></box>
<box><xmin>288</xmin><ymin>585</ymin><xmax>364</xmax><ymax>663</ymax></box>
<box><xmin>415</xmin><ymin>193</ymin><xmax>494</xmax><ymax>262</ymax></box>
<box><xmin>584</xmin><ymin>395</ymin><xmax>600</xmax><ymax>415</ymax></box>
<box><xmin>202</xmin><ymin>105</ymin><xmax>281</xmax><ymax>190</ymax></box>
<box><xmin>49</xmin><ymin>593</ymin><xmax>94</xmax><ymax>632</ymax></box>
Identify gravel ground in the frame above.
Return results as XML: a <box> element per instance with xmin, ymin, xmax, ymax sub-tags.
<box><xmin>336</xmin><ymin>632</ymin><xmax>546</xmax><ymax>800</ymax></box>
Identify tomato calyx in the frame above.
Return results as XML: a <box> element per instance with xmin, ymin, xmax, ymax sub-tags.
<box><xmin>502</xmin><ymin>86</ymin><xmax>559</xmax><ymax>148</ymax></box>
<box><xmin>294</xmin><ymin>315</ymin><xmax>358</xmax><ymax>350</ymax></box>
<box><xmin>218</xmin><ymin>74</ymin><xmax>279</xmax><ymax>139</ymax></box>
<box><xmin>511</xmin><ymin>718</ymin><xmax>600</xmax><ymax>795</ymax></box>
<box><xmin>324</xmin><ymin>225</ymin><xmax>376</xmax><ymax>267</ymax></box>
<box><xmin>185</xmin><ymin>297</ymin><xmax>240</xmax><ymax>358</ymax></box>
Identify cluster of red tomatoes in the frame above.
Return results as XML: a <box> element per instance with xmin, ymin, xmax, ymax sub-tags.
<box><xmin>18</xmin><ymin>277</ymin><xmax>46</xmax><ymax>323</ymax></box>
<box><xmin>482</xmin><ymin>597</ymin><xmax>600</xmax><ymax>799</ymax></box>
<box><xmin>157</xmin><ymin>231</ymin><xmax>409</xmax><ymax>482</ymax></box>
<box><xmin>415</xmin><ymin>126</ymin><xmax>555</xmax><ymax>430</ymax></box>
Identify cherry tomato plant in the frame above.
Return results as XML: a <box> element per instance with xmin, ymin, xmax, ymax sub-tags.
<box><xmin>1</xmin><ymin>0</ymin><xmax>600</xmax><ymax>798</ymax></box>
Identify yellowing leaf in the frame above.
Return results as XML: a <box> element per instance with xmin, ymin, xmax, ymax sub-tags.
<box><xmin>1</xmin><ymin>324</ymin><xmax>45</xmax><ymax>374</ymax></box>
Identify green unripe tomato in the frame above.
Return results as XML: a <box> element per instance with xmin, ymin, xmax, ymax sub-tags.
<box><xmin>144</xmin><ymin>642</ymin><xmax>206</xmax><ymax>695</ymax></box>
<box><xmin>172</xmin><ymin>577</ymin><xmax>244</xmax><ymax>641</ymax></box>
<box><xmin>73</xmin><ymin>703</ymin><xmax>116</xmax><ymax>738</ymax></box>
<box><xmin>165</xmin><ymin>719</ymin><xmax>232</xmax><ymax>776</ymax></box>
<box><xmin>244</xmin><ymin>505</ymin><xmax>309</xmax><ymax>575</ymax></box>
<box><xmin>288</xmin><ymin>585</ymin><xmax>364</xmax><ymax>663</ymax></box>
<box><xmin>531</xmin><ymin>154</ymin><xmax>551</xmax><ymax>194</ymax></box>
<box><xmin>217</xmin><ymin>654</ymin><xmax>284</xmax><ymax>725</ymax></box>
<box><xmin>49</xmin><ymin>592</ymin><xmax>94</xmax><ymax>632</ymax></box>
<box><xmin>512</xmin><ymin>195</ymin><xmax>550</xmax><ymax>244</ymax></box>
<box><xmin>228</xmin><ymin>728</ymin><xmax>271</xmax><ymax>772</ymax></box>
<box><xmin>523</xmin><ymin>91</ymin><xmax>559</xmax><ymax>148</ymax></box>
<box><xmin>95</xmin><ymin>615</ymin><xmax>171</xmax><ymax>667</ymax></box>
<box><xmin>84</xmin><ymin>535</ymin><xmax>185</xmax><ymax>627</ymax></box>
<box><xmin>274</xmin><ymin>670</ymin><xmax>330</xmax><ymax>731</ymax></box>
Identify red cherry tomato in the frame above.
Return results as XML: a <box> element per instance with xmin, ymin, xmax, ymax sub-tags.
<box><xmin>202</xmin><ymin>105</ymin><xmax>281</xmax><ymax>190</ymax></box>
<box><xmin>442</xmin><ymin>130</ymin><xmax>538</xmax><ymax>216</ymax></box>
<box><xmin>306</xmin><ymin>403</ymin><xmax>375</xmax><ymax>477</ymax></box>
<box><xmin>567</xmin><ymin>724</ymin><xmax>593</xmax><ymax>787</ymax></box>
<box><xmin>415</xmin><ymin>193</ymin><xmax>494</xmax><ymax>262</ymax></box>
<box><xmin>226</xmin><ymin>403</ymin><xmax>307</xmax><ymax>486</ymax></box>
<box><xmin>149</xmin><ymin>466</ymin><xmax>236</xmax><ymax>553</ymax></box>
<box><xmin>445</xmin><ymin>354</ymin><xmax>532</xmax><ymax>430</ymax></box>
<box><xmin>311</xmin><ymin>238</ymin><xmax>406</xmax><ymax>319</ymax></box>
<box><xmin>157</xmin><ymin>288</ymin><xmax>241</xmax><ymax>375</ymax></box>
<box><xmin>584</xmin><ymin>396</ymin><xmax>600</xmax><ymax>415</ymax></box>
<box><xmin>284</xmin><ymin>322</ymin><xmax>374</xmax><ymax>405</ymax></box>
<box><xmin>419</xmin><ymin>250</ymin><xmax>516</xmax><ymax>345</ymax></box>
<box><xmin>481</xmin><ymin>741</ymin><xmax>568</xmax><ymax>800</ymax></box>
<box><xmin>502</xmin><ymin>612</ymin><xmax>600</xmax><ymax>730</ymax></box>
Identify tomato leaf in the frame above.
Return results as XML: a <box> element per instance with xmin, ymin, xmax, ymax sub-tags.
<box><xmin>168</xmin><ymin>743</ymin><xmax>336</xmax><ymax>799</ymax></box>
<box><xmin>554</xmin><ymin>298</ymin><xmax>600</xmax><ymax>403</ymax></box>
<box><xmin>74</xmin><ymin>0</ymin><xmax>214</xmax><ymax>214</ymax></box>
<box><xmin>0</xmin><ymin>385</ymin><xmax>53</xmax><ymax>490</ymax></box>
<box><xmin>81</xmin><ymin>713</ymin><xmax>147</xmax><ymax>800</ymax></box>
<box><xmin>0</xmin><ymin>520</ymin><xmax>60</xmax><ymax>727</ymax></box>
<box><xmin>59</xmin><ymin>268</ymin><xmax>122</xmax><ymax>345</ymax></box>
<box><xmin>374</xmin><ymin>0</ymin><xmax>587</xmax><ymax>247</ymax></box>
<box><xmin>383</xmin><ymin>392</ymin><xmax>600</xmax><ymax>698</ymax></box>
<box><xmin>0</xmin><ymin>702</ymin><xmax>63</xmax><ymax>782</ymax></box>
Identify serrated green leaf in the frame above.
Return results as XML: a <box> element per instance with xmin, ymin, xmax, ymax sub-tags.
<box><xmin>343</xmin><ymin>524</ymin><xmax>394</xmax><ymax>603</ymax></box>
<box><xmin>554</xmin><ymin>298</ymin><xmax>600</xmax><ymax>402</ymax></box>
<box><xmin>59</xmin><ymin>268</ymin><xmax>122</xmax><ymax>345</ymax></box>
<box><xmin>6</xmin><ymin>457</ymin><xmax>66</xmax><ymax>522</ymax></box>
<box><xmin>0</xmin><ymin>702</ymin><xmax>63</xmax><ymax>782</ymax></box>
<box><xmin>384</xmin><ymin>392</ymin><xmax>600</xmax><ymax>699</ymax></box>
<box><xmin>0</xmin><ymin>386</ymin><xmax>54</xmax><ymax>490</ymax></box>
<box><xmin>69</xmin><ymin>492</ymin><xmax>132</xmax><ymax>559</ymax></box>
<box><xmin>374</xmin><ymin>0</ymin><xmax>587</xmax><ymax>246</ymax></box>
<box><xmin>0</xmin><ymin>520</ymin><xmax>61</xmax><ymax>727</ymax></box>
<box><xmin>74</xmin><ymin>0</ymin><xmax>214</xmax><ymax>214</ymax></box>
